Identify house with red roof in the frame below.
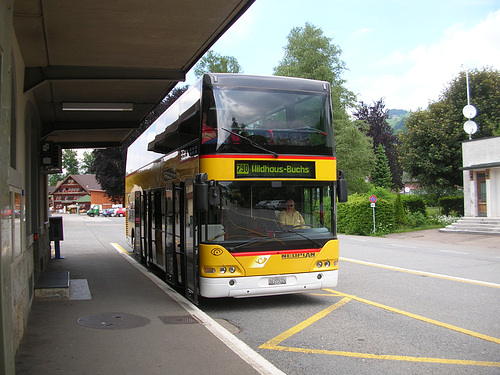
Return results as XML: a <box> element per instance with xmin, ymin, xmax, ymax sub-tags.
<box><xmin>51</xmin><ymin>174</ymin><xmax>117</xmax><ymax>213</ymax></box>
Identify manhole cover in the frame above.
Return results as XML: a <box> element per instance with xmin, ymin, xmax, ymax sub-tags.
<box><xmin>158</xmin><ymin>315</ymin><xmax>199</xmax><ymax>325</ymax></box>
<box><xmin>77</xmin><ymin>313</ymin><xmax>150</xmax><ymax>330</ymax></box>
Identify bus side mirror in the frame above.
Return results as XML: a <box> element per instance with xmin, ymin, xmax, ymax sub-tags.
<box><xmin>337</xmin><ymin>170</ymin><xmax>348</xmax><ymax>203</ymax></box>
<box><xmin>209</xmin><ymin>181</ymin><xmax>220</xmax><ymax>206</ymax></box>
<box><xmin>195</xmin><ymin>173</ymin><xmax>208</xmax><ymax>212</ymax></box>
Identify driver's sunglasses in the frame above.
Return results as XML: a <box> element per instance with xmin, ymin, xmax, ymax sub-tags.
<box><xmin>287</xmin><ymin>204</ymin><xmax>294</xmax><ymax>207</ymax></box>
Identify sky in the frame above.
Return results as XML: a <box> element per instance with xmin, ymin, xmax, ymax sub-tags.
<box><xmin>183</xmin><ymin>0</ymin><xmax>500</xmax><ymax>111</ymax></box>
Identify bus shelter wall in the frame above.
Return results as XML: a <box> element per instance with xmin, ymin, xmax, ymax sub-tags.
<box><xmin>1</xmin><ymin>34</ymin><xmax>52</xmax><ymax>371</ymax></box>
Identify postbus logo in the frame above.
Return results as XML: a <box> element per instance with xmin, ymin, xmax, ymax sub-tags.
<box><xmin>211</xmin><ymin>248</ymin><xmax>223</xmax><ymax>256</ymax></box>
<box><xmin>252</xmin><ymin>255</ymin><xmax>270</xmax><ymax>268</ymax></box>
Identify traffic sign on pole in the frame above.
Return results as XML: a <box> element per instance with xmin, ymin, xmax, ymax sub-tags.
<box><xmin>369</xmin><ymin>196</ymin><xmax>377</xmax><ymax>233</ymax></box>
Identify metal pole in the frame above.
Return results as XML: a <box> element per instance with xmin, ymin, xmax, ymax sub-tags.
<box><xmin>54</xmin><ymin>241</ymin><xmax>64</xmax><ymax>259</ymax></box>
<box><xmin>465</xmin><ymin>69</ymin><xmax>470</xmax><ymax>105</ymax></box>
<box><xmin>372</xmin><ymin>206</ymin><xmax>376</xmax><ymax>233</ymax></box>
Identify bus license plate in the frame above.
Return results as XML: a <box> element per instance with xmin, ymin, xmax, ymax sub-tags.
<box><xmin>268</xmin><ymin>277</ymin><xmax>286</xmax><ymax>286</ymax></box>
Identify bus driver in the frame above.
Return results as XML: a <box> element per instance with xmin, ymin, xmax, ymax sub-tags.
<box><xmin>278</xmin><ymin>199</ymin><xmax>305</xmax><ymax>228</ymax></box>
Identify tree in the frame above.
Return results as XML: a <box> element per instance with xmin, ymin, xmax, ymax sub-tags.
<box><xmin>274</xmin><ymin>22</ymin><xmax>355</xmax><ymax>108</ymax></box>
<box><xmin>90</xmin><ymin>148</ymin><xmax>125</xmax><ymax>204</ymax></box>
<box><xmin>353</xmin><ymin>99</ymin><xmax>402</xmax><ymax>187</ymax></box>
<box><xmin>194</xmin><ymin>50</ymin><xmax>243</xmax><ymax>78</ymax></box>
<box><xmin>80</xmin><ymin>150</ymin><xmax>95</xmax><ymax>174</ymax></box>
<box><xmin>62</xmin><ymin>149</ymin><xmax>79</xmax><ymax>175</ymax></box>
<box><xmin>394</xmin><ymin>194</ymin><xmax>407</xmax><ymax>225</ymax></box>
<box><xmin>273</xmin><ymin>23</ymin><xmax>372</xmax><ymax>194</ymax></box>
<box><xmin>399</xmin><ymin>67</ymin><xmax>500</xmax><ymax>192</ymax></box>
<box><xmin>399</xmin><ymin>101</ymin><xmax>463</xmax><ymax>191</ymax></box>
<box><xmin>48</xmin><ymin>149</ymin><xmax>80</xmax><ymax>186</ymax></box>
<box><xmin>48</xmin><ymin>173</ymin><xmax>63</xmax><ymax>186</ymax></box>
<box><xmin>372</xmin><ymin>144</ymin><xmax>392</xmax><ymax>188</ymax></box>
<box><xmin>334</xmin><ymin>118</ymin><xmax>374</xmax><ymax>194</ymax></box>
<box><xmin>442</xmin><ymin>67</ymin><xmax>500</xmax><ymax>139</ymax></box>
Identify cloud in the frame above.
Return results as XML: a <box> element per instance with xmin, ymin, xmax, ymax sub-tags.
<box><xmin>358</xmin><ymin>9</ymin><xmax>500</xmax><ymax>110</ymax></box>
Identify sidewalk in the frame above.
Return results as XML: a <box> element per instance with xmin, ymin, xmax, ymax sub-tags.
<box><xmin>384</xmin><ymin>228</ymin><xmax>500</xmax><ymax>249</ymax></box>
<box><xmin>15</xmin><ymin>214</ymin><xmax>282</xmax><ymax>375</ymax></box>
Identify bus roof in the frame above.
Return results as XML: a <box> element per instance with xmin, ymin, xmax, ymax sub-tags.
<box><xmin>203</xmin><ymin>73</ymin><xmax>331</xmax><ymax>93</ymax></box>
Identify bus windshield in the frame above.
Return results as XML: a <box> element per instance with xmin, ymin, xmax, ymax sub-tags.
<box><xmin>201</xmin><ymin>181</ymin><xmax>335</xmax><ymax>252</ymax></box>
<box><xmin>201</xmin><ymin>86</ymin><xmax>333</xmax><ymax>156</ymax></box>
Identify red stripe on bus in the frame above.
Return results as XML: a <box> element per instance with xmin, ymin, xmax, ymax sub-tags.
<box><xmin>200</xmin><ymin>154</ymin><xmax>335</xmax><ymax>161</ymax></box>
<box><xmin>233</xmin><ymin>248</ymin><xmax>321</xmax><ymax>257</ymax></box>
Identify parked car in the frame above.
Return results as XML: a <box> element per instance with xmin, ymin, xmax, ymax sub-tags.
<box><xmin>115</xmin><ymin>207</ymin><xmax>126</xmax><ymax>217</ymax></box>
<box><xmin>86</xmin><ymin>206</ymin><xmax>100</xmax><ymax>217</ymax></box>
<box><xmin>267</xmin><ymin>200</ymin><xmax>287</xmax><ymax>210</ymax></box>
<box><xmin>254</xmin><ymin>200</ymin><xmax>271</xmax><ymax>209</ymax></box>
<box><xmin>102</xmin><ymin>208</ymin><xmax>116</xmax><ymax>217</ymax></box>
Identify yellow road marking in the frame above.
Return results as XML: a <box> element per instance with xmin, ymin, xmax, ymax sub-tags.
<box><xmin>260</xmin><ymin>297</ymin><xmax>351</xmax><ymax>349</ymax></box>
<box><xmin>259</xmin><ymin>290</ymin><xmax>500</xmax><ymax>367</ymax></box>
<box><xmin>323</xmin><ymin>289</ymin><xmax>500</xmax><ymax>345</ymax></box>
<box><xmin>111</xmin><ymin>243</ymin><xmax>129</xmax><ymax>254</ymax></box>
<box><xmin>340</xmin><ymin>257</ymin><xmax>500</xmax><ymax>289</ymax></box>
<box><xmin>262</xmin><ymin>345</ymin><xmax>500</xmax><ymax>367</ymax></box>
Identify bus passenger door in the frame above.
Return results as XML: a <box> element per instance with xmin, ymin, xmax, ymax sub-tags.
<box><xmin>138</xmin><ymin>191</ymin><xmax>149</xmax><ymax>264</ymax></box>
<box><xmin>174</xmin><ymin>185</ymin><xmax>184</xmax><ymax>286</ymax></box>
<box><xmin>183</xmin><ymin>180</ymin><xmax>198</xmax><ymax>304</ymax></box>
<box><xmin>134</xmin><ymin>191</ymin><xmax>142</xmax><ymax>260</ymax></box>
<box><xmin>144</xmin><ymin>191</ymin><xmax>153</xmax><ymax>266</ymax></box>
<box><xmin>165</xmin><ymin>183</ymin><xmax>176</xmax><ymax>285</ymax></box>
<box><xmin>151</xmin><ymin>189</ymin><xmax>165</xmax><ymax>271</ymax></box>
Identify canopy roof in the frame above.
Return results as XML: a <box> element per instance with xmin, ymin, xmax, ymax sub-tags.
<box><xmin>14</xmin><ymin>0</ymin><xmax>254</xmax><ymax>149</ymax></box>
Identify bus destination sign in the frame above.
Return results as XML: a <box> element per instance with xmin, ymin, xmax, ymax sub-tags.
<box><xmin>235</xmin><ymin>160</ymin><xmax>315</xmax><ymax>179</ymax></box>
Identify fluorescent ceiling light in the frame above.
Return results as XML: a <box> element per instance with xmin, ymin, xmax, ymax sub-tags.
<box><xmin>62</xmin><ymin>103</ymin><xmax>134</xmax><ymax>111</ymax></box>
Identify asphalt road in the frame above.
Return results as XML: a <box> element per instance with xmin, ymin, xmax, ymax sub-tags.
<box><xmin>200</xmin><ymin>230</ymin><xmax>500</xmax><ymax>375</ymax></box>
<box><xmin>78</xmin><ymin>215</ymin><xmax>500</xmax><ymax>374</ymax></box>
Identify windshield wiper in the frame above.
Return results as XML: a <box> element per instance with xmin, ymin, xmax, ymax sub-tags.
<box><xmin>222</xmin><ymin>128</ymin><xmax>279</xmax><ymax>158</ymax></box>
<box><xmin>230</xmin><ymin>236</ymin><xmax>283</xmax><ymax>251</ymax></box>
<box><xmin>284</xmin><ymin>228</ymin><xmax>324</xmax><ymax>248</ymax></box>
<box><xmin>208</xmin><ymin>231</ymin><xmax>226</xmax><ymax>242</ymax></box>
<box><xmin>295</xmin><ymin>127</ymin><xmax>327</xmax><ymax>136</ymax></box>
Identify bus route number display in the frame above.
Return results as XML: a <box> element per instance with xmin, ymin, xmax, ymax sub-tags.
<box><xmin>235</xmin><ymin>160</ymin><xmax>315</xmax><ymax>179</ymax></box>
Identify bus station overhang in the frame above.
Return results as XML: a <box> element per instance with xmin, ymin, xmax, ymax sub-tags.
<box><xmin>13</xmin><ymin>0</ymin><xmax>254</xmax><ymax>149</ymax></box>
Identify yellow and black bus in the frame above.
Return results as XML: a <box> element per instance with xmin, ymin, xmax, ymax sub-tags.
<box><xmin>125</xmin><ymin>73</ymin><xmax>347</xmax><ymax>303</ymax></box>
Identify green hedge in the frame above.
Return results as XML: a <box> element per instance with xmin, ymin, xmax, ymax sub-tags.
<box><xmin>394</xmin><ymin>194</ymin><xmax>407</xmax><ymax>225</ymax></box>
<box><xmin>337</xmin><ymin>197</ymin><xmax>395</xmax><ymax>235</ymax></box>
<box><xmin>401</xmin><ymin>195</ymin><xmax>427</xmax><ymax>216</ymax></box>
<box><xmin>438</xmin><ymin>196</ymin><xmax>464</xmax><ymax>215</ymax></box>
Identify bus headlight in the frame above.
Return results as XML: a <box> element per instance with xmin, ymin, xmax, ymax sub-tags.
<box><xmin>220</xmin><ymin>267</ymin><xmax>227</xmax><ymax>274</ymax></box>
<box><xmin>229</xmin><ymin>266</ymin><xmax>236</xmax><ymax>273</ymax></box>
<box><xmin>324</xmin><ymin>261</ymin><xmax>330</xmax><ymax>268</ymax></box>
<box><xmin>316</xmin><ymin>261</ymin><xmax>323</xmax><ymax>268</ymax></box>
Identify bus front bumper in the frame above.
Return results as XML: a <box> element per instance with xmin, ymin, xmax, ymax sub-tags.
<box><xmin>200</xmin><ymin>270</ymin><xmax>338</xmax><ymax>298</ymax></box>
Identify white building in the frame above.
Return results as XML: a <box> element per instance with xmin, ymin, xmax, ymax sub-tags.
<box><xmin>461</xmin><ymin>137</ymin><xmax>500</xmax><ymax>217</ymax></box>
